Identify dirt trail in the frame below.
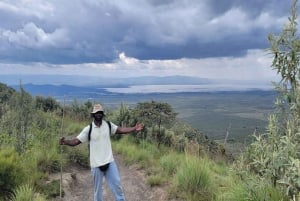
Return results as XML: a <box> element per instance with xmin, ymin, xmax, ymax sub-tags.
<box><xmin>51</xmin><ymin>154</ymin><xmax>169</xmax><ymax>201</ymax></box>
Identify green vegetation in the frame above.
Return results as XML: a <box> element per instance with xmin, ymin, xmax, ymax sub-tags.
<box><xmin>113</xmin><ymin>136</ymin><xmax>289</xmax><ymax>201</ymax></box>
<box><xmin>162</xmin><ymin>91</ymin><xmax>275</xmax><ymax>142</ymax></box>
<box><xmin>0</xmin><ymin>79</ymin><xmax>293</xmax><ymax>201</ymax></box>
<box><xmin>237</xmin><ymin>0</ymin><xmax>300</xmax><ymax>200</ymax></box>
<box><xmin>0</xmin><ymin>82</ymin><xmax>225</xmax><ymax>200</ymax></box>
<box><xmin>13</xmin><ymin>184</ymin><xmax>47</xmax><ymax>201</ymax></box>
<box><xmin>71</xmin><ymin>90</ymin><xmax>276</xmax><ymax>143</ymax></box>
<box><xmin>0</xmin><ymin>148</ymin><xmax>25</xmax><ymax>200</ymax></box>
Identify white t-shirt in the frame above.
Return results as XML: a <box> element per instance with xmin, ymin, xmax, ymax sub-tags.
<box><xmin>76</xmin><ymin>120</ymin><xmax>118</xmax><ymax>168</ymax></box>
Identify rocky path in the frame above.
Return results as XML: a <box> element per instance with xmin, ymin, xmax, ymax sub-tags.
<box><xmin>51</xmin><ymin>154</ymin><xmax>169</xmax><ymax>201</ymax></box>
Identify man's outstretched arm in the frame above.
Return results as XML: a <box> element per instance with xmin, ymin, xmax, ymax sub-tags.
<box><xmin>59</xmin><ymin>137</ymin><xmax>82</xmax><ymax>146</ymax></box>
<box><xmin>116</xmin><ymin>123</ymin><xmax>144</xmax><ymax>134</ymax></box>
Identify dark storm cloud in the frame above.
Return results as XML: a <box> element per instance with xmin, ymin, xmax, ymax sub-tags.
<box><xmin>0</xmin><ymin>0</ymin><xmax>293</xmax><ymax>64</ymax></box>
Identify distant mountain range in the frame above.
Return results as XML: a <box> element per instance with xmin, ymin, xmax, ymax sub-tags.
<box><xmin>12</xmin><ymin>84</ymin><xmax>111</xmax><ymax>97</ymax></box>
<box><xmin>1</xmin><ymin>74</ymin><xmax>214</xmax><ymax>87</ymax></box>
<box><xmin>2</xmin><ymin>74</ymin><xmax>274</xmax><ymax>97</ymax></box>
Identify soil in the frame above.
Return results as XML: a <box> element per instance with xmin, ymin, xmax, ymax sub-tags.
<box><xmin>50</xmin><ymin>154</ymin><xmax>174</xmax><ymax>201</ymax></box>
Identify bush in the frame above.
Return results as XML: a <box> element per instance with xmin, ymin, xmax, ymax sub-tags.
<box><xmin>217</xmin><ymin>176</ymin><xmax>289</xmax><ymax>201</ymax></box>
<box><xmin>36</xmin><ymin>148</ymin><xmax>61</xmax><ymax>173</ymax></box>
<box><xmin>38</xmin><ymin>179</ymin><xmax>61</xmax><ymax>199</ymax></box>
<box><xmin>65</xmin><ymin>146</ymin><xmax>89</xmax><ymax>168</ymax></box>
<box><xmin>0</xmin><ymin>148</ymin><xmax>25</xmax><ymax>200</ymax></box>
<box><xmin>238</xmin><ymin>1</ymin><xmax>300</xmax><ymax>199</ymax></box>
<box><xmin>160</xmin><ymin>152</ymin><xmax>181</xmax><ymax>176</ymax></box>
<box><xmin>146</xmin><ymin>174</ymin><xmax>164</xmax><ymax>187</ymax></box>
<box><xmin>13</xmin><ymin>184</ymin><xmax>47</xmax><ymax>201</ymax></box>
<box><xmin>174</xmin><ymin>156</ymin><xmax>215</xmax><ymax>201</ymax></box>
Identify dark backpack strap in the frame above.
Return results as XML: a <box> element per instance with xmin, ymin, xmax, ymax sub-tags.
<box><xmin>88</xmin><ymin>123</ymin><xmax>92</xmax><ymax>154</ymax></box>
<box><xmin>88</xmin><ymin>123</ymin><xmax>92</xmax><ymax>141</ymax></box>
<box><xmin>107</xmin><ymin>121</ymin><xmax>111</xmax><ymax>134</ymax></box>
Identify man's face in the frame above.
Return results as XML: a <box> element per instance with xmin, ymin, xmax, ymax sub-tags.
<box><xmin>93</xmin><ymin>111</ymin><xmax>104</xmax><ymax>121</ymax></box>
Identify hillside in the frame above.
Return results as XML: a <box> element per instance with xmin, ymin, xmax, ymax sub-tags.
<box><xmin>0</xmin><ymin>81</ymin><xmax>291</xmax><ymax>201</ymax></box>
<box><xmin>0</xmin><ymin>83</ymin><xmax>16</xmax><ymax>103</ymax></box>
<box><xmin>10</xmin><ymin>83</ymin><xmax>276</xmax><ymax>143</ymax></box>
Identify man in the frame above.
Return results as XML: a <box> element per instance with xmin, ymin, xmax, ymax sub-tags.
<box><xmin>59</xmin><ymin>103</ymin><xmax>144</xmax><ymax>201</ymax></box>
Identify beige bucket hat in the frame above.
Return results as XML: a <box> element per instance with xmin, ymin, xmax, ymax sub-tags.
<box><xmin>91</xmin><ymin>103</ymin><xmax>104</xmax><ymax>114</ymax></box>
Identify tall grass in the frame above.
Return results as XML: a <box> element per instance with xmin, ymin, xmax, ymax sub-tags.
<box><xmin>20</xmin><ymin>135</ymin><xmax>62</xmax><ymax>184</ymax></box>
<box><xmin>113</xmin><ymin>136</ymin><xmax>165</xmax><ymax>186</ymax></box>
<box><xmin>13</xmin><ymin>184</ymin><xmax>47</xmax><ymax>201</ymax></box>
<box><xmin>216</xmin><ymin>176</ymin><xmax>289</xmax><ymax>201</ymax></box>
<box><xmin>113</xmin><ymin>136</ymin><xmax>154</xmax><ymax>166</ymax></box>
<box><xmin>0</xmin><ymin>148</ymin><xmax>25</xmax><ymax>201</ymax></box>
<box><xmin>159</xmin><ymin>152</ymin><xmax>181</xmax><ymax>176</ymax></box>
<box><xmin>173</xmin><ymin>156</ymin><xmax>215</xmax><ymax>201</ymax></box>
<box><xmin>112</xmin><ymin>135</ymin><xmax>289</xmax><ymax>201</ymax></box>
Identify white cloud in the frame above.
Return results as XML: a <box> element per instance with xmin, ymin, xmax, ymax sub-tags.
<box><xmin>255</xmin><ymin>12</ymin><xmax>287</xmax><ymax>29</ymax></box>
<box><xmin>182</xmin><ymin>49</ymin><xmax>276</xmax><ymax>81</ymax></box>
<box><xmin>209</xmin><ymin>8</ymin><xmax>249</xmax><ymax>32</ymax></box>
<box><xmin>0</xmin><ymin>0</ymin><xmax>54</xmax><ymax>19</ymax></box>
<box><xmin>118</xmin><ymin>52</ymin><xmax>139</xmax><ymax>65</ymax></box>
<box><xmin>1</xmin><ymin>22</ymin><xmax>69</xmax><ymax>48</ymax></box>
<box><xmin>0</xmin><ymin>49</ymin><xmax>278</xmax><ymax>84</ymax></box>
<box><xmin>206</xmin><ymin>7</ymin><xmax>287</xmax><ymax>41</ymax></box>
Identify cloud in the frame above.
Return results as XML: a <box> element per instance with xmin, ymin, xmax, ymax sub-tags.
<box><xmin>0</xmin><ymin>49</ymin><xmax>278</xmax><ymax>84</ymax></box>
<box><xmin>118</xmin><ymin>52</ymin><xmax>139</xmax><ymax>65</ymax></box>
<box><xmin>0</xmin><ymin>0</ymin><xmax>54</xmax><ymax>19</ymax></box>
<box><xmin>0</xmin><ymin>0</ymin><xmax>292</xmax><ymax>64</ymax></box>
<box><xmin>0</xmin><ymin>0</ymin><xmax>291</xmax><ymax>90</ymax></box>
<box><xmin>1</xmin><ymin>22</ymin><xmax>68</xmax><ymax>48</ymax></box>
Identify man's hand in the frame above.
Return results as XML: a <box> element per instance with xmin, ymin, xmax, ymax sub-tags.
<box><xmin>116</xmin><ymin>123</ymin><xmax>145</xmax><ymax>134</ymax></box>
<box><xmin>59</xmin><ymin>137</ymin><xmax>65</xmax><ymax>145</ymax></box>
<box><xmin>59</xmin><ymin>137</ymin><xmax>81</xmax><ymax>146</ymax></box>
<box><xmin>135</xmin><ymin>123</ymin><xmax>144</xmax><ymax>132</ymax></box>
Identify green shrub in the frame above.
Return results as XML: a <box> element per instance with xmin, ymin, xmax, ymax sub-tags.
<box><xmin>174</xmin><ymin>156</ymin><xmax>215</xmax><ymax>201</ymax></box>
<box><xmin>13</xmin><ymin>184</ymin><xmax>47</xmax><ymax>201</ymax></box>
<box><xmin>160</xmin><ymin>152</ymin><xmax>181</xmax><ymax>176</ymax></box>
<box><xmin>36</xmin><ymin>149</ymin><xmax>61</xmax><ymax>173</ymax></box>
<box><xmin>141</xmin><ymin>140</ymin><xmax>161</xmax><ymax>158</ymax></box>
<box><xmin>146</xmin><ymin>174</ymin><xmax>164</xmax><ymax>187</ymax></box>
<box><xmin>114</xmin><ymin>137</ymin><xmax>150</xmax><ymax>165</ymax></box>
<box><xmin>218</xmin><ymin>176</ymin><xmax>289</xmax><ymax>201</ymax></box>
<box><xmin>39</xmin><ymin>179</ymin><xmax>61</xmax><ymax>199</ymax></box>
<box><xmin>217</xmin><ymin>182</ymin><xmax>248</xmax><ymax>201</ymax></box>
<box><xmin>65</xmin><ymin>146</ymin><xmax>89</xmax><ymax>168</ymax></box>
<box><xmin>0</xmin><ymin>148</ymin><xmax>25</xmax><ymax>200</ymax></box>
<box><xmin>0</xmin><ymin>132</ymin><xmax>16</xmax><ymax>147</ymax></box>
<box><xmin>242</xmin><ymin>0</ymin><xmax>300</xmax><ymax>199</ymax></box>
<box><xmin>20</xmin><ymin>148</ymin><xmax>47</xmax><ymax>186</ymax></box>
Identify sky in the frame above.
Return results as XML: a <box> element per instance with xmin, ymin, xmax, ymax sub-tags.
<box><xmin>0</xmin><ymin>0</ymin><xmax>294</xmax><ymax>85</ymax></box>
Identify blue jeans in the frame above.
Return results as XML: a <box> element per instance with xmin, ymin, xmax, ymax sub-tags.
<box><xmin>91</xmin><ymin>161</ymin><xmax>126</xmax><ymax>201</ymax></box>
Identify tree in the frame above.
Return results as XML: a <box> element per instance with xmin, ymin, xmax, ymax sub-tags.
<box><xmin>133</xmin><ymin>101</ymin><xmax>177</xmax><ymax>145</ymax></box>
<box><xmin>134</xmin><ymin>101</ymin><xmax>177</xmax><ymax>127</ymax></box>
<box><xmin>244</xmin><ymin>0</ymin><xmax>300</xmax><ymax>199</ymax></box>
<box><xmin>35</xmin><ymin>96</ymin><xmax>60</xmax><ymax>112</ymax></box>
